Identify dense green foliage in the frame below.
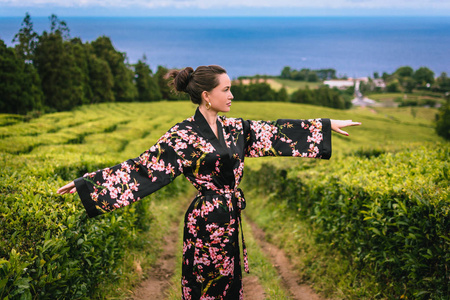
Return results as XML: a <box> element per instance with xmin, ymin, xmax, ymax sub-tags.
<box><xmin>291</xmin><ymin>85</ymin><xmax>352</xmax><ymax>109</ymax></box>
<box><xmin>231</xmin><ymin>79</ymin><xmax>351</xmax><ymax>109</ymax></box>
<box><xmin>0</xmin><ymin>13</ymin><xmax>175</xmax><ymax>115</ymax></box>
<box><xmin>280</xmin><ymin>66</ymin><xmax>337</xmax><ymax>81</ymax></box>
<box><xmin>0</xmin><ymin>40</ymin><xmax>43</xmax><ymax>114</ymax></box>
<box><xmin>231</xmin><ymin>80</ymin><xmax>286</xmax><ymax>102</ymax></box>
<box><xmin>244</xmin><ymin>145</ymin><xmax>449</xmax><ymax>299</ymax></box>
<box><xmin>436</xmin><ymin>98</ymin><xmax>450</xmax><ymax>140</ymax></box>
<box><xmin>371</xmin><ymin>66</ymin><xmax>450</xmax><ymax>95</ymax></box>
<box><xmin>0</xmin><ymin>102</ymin><xmax>196</xmax><ymax>299</ymax></box>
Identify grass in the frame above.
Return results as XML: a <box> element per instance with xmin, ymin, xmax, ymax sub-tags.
<box><xmin>367</xmin><ymin>91</ymin><xmax>444</xmax><ymax>105</ymax></box>
<box><xmin>270</xmin><ymin>78</ymin><xmax>322</xmax><ymax>94</ymax></box>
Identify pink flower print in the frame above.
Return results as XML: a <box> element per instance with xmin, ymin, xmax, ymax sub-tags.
<box><xmin>128</xmin><ymin>181</ymin><xmax>139</xmax><ymax>192</ymax></box>
<box><xmin>206</xmin><ymin>223</ymin><xmax>219</xmax><ymax>232</ymax></box>
<box><xmin>215</xmin><ymin>159</ymin><xmax>221</xmax><ymax>173</ymax></box>
<box><xmin>219</xmin><ymin>256</ymin><xmax>234</xmax><ymax>276</ymax></box>
<box><xmin>243</xmin><ymin>248</ymin><xmax>249</xmax><ymax>273</ymax></box>
<box><xmin>212</xmin><ymin>197</ymin><xmax>222</xmax><ymax>208</ymax></box>
<box><xmin>210</xmin><ymin>227</ymin><xmax>226</xmax><ymax>244</ymax></box>
<box><xmin>120</xmin><ymin>161</ymin><xmax>131</xmax><ymax>173</ymax></box>
<box><xmin>201</xmin><ymin>201</ymin><xmax>215</xmax><ymax>217</ymax></box>
<box><xmin>109</xmin><ymin>187</ymin><xmax>121</xmax><ymax>199</ymax></box>
<box><xmin>174</xmin><ymin>141</ymin><xmax>188</xmax><ymax>151</ymax></box>
<box><xmin>83</xmin><ymin>171</ymin><xmax>97</xmax><ymax>178</ymax></box>
<box><xmin>90</xmin><ymin>191</ymin><xmax>99</xmax><ymax>202</ymax></box>
<box><xmin>187</xmin><ymin>212</ymin><xmax>198</xmax><ymax>236</ymax></box>
<box><xmin>194</xmin><ymin>252</ymin><xmax>211</xmax><ymax>267</ymax></box>
<box><xmin>115</xmin><ymin>169</ymin><xmax>130</xmax><ymax>184</ymax></box>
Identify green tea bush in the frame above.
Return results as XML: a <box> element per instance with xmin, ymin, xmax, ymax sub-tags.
<box><xmin>245</xmin><ymin>144</ymin><xmax>449</xmax><ymax>299</ymax></box>
<box><xmin>0</xmin><ymin>154</ymin><xmax>189</xmax><ymax>299</ymax></box>
<box><xmin>0</xmin><ymin>102</ymin><xmax>195</xmax><ymax>299</ymax></box>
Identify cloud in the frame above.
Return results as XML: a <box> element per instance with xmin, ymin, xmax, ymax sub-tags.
<box><xmin>1</xmin><ymin>0</ymin><xmax>450</xmax><ymax>9</ymax></box>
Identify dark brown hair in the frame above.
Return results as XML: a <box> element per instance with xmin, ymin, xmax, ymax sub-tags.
<box><xmin>167</xmin><ymin>65</ymin><xmax>227</xmax><ymax>105</ymax></box>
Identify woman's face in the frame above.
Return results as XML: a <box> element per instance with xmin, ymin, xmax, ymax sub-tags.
<box><xmin>206</xmin><ymin>73</ymin><xmax>234</xmax><ymax>113</ymax></box>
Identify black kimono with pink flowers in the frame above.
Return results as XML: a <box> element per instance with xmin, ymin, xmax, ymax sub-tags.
<box><xmin>74</xmin><ymin>108</ymin><xmax>331</xmax><ymax>299</ymax></box>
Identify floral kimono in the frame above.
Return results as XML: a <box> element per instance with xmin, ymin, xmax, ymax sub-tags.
<box><xmin>74</xmin><ymin>108</ymin><xmax>332</xmax><ymax>299</ymax></box>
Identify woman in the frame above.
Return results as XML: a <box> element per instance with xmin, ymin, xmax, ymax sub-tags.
<box><xmin>58</xmin><ymin>65</ymin><xmax>360</xmax><ymax>299</ymax></box>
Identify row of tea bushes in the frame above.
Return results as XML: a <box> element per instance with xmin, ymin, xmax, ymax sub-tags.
<box><xmin>0</xmin><ymin>154</ymin><xmax>190</xmax><ymax>299</ymax></box>
<box><xmin>244</xmin><ymin>143</ymin><xmax>449</xmax><ymax>299</ymax></box>
<box><xmin>0</xmin><ymin>102</ymin><xmax>195</xmax><ymax>299</ymax></box>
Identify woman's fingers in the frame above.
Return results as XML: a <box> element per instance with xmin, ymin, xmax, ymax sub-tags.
<box><xmin>57</xmin><ymin>181</ymin><xmax>76</xmax><ymax>195</ymax></box>
<box><xmin>331</xmin><ymin>119</ymin><xmax>362</xmax><ymax>136</ymax></box>
<box><xmin>346</xmin><ymin>120</ymin><xmax>362</xmax><ymax>127</ymax></box>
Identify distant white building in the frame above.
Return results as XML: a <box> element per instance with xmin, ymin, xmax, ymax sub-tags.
<box><xmin>323</xmin><ymin>79</ymin><xmax>355</xmax><ymax>90</ymax></box>
<box><xmin>373</xmin><ymin>78</ymin><xmax>386</xmax><ymax>89</ymax></box>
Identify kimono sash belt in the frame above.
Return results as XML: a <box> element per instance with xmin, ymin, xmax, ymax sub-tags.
<box><xmin>199</xmin><ymin>188</ymin><xmax>250</xmax><ymax>273</ymax></box>
<box><xmin>199</xmin><ymin>188</ymin><xmax>246</xmax><ymax>211</ymax></box>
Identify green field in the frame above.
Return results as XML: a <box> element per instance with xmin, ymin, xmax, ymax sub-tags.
<box><xmin>368</xmin><ymin>91</ymin><xmax>445</xmax><ymax>106</ymax></box>
<box><xmin>269</xmin><ymin>78</ymin><xmax>322</xmax><ymax>93</ymax></box>
<box><xmin>1</xmin><ymin>101</ymin><xmax>448</xmax><ymax>299</ymax></box>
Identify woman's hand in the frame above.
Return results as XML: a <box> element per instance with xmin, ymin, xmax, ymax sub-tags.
<box><xmin>57</xmin><ymin>181</ymin><xmax>77</xmax><ymax>195</ymax></box>
<box><xmin>330</xmin><ymin>119</ymin><xmax>362</xmax><ymax>136</ymax></box>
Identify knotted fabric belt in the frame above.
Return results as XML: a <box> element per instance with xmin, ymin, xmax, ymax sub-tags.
<box><xmin>199</xmin><ymin>188</ymin><xmax>249</xmax><ymax>273</ymax></box>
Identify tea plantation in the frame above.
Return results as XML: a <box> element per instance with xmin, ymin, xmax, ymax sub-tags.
<box><xmin>1</xmin><ymin>101</ymin><xmax>448</xmax><ymax>299</ymax></box>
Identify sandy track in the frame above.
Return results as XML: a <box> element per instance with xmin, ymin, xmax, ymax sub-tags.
<box><xmin>248</xmin><ymin>220</ymin><xmax>323</xmax><ymax>300</ymax></box>
<box><xmin>131</xmin><ymin>222</ymin><xmax>179</xmax><ymax>300</ymax></box>
<box><xmin>131</xmin><ymin>216</ymin><xmax>322</xmax><ymax>300</ymax></box>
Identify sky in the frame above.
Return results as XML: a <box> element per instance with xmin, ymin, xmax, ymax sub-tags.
<box><xmin>1</xmin><ymin>0</ymin><xmax>450</xmax><ymax>17</ymax></box>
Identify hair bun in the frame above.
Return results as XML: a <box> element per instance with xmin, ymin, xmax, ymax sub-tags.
<box><xmin>174</xmin><ymin>67</ymin><xmax>194</xmax><ymax>93</ymax></box>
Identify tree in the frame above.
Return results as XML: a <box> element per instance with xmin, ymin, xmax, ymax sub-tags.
<box><xmin>402</xmin><ymin>77</ymin><xmax>416</xmax><ymax>93</ymax></box>
<box><xmin>12</xmin><ymin>12</ymin><xmax>38</xmax><ymax>63</ymax></box>
<box><xmin>230</xmin><ymin>81</ymin><xmax>247</xmax><ymax>101</ymax></box>
<box><xmin>277</xmin><ymin>87</ymin><xmax>289</xmax><ymax>102</ymax></box>
<box><xmin>0</xmin><ymin>39</ymin><xmax>43</xmax><ymax>114</ymax></box>
<box><xmin>395</xmin><ymin>66</ymin><xmax>414</xmax><ymax>78</ymax></box>
<box><xmin>88</xmin><ymin>53</ymin><xmax>114</xmax><ymax>103</ymax></box>
<box><xmin>414</xmin><ymin>67</ymin><xmax>435</xmax><ymax>86</ymax></box>
<box><xmin>134</xmin><ymin>57</ymin><xmax>161</xmax><ymax>102</ymax></box>
<box><xmin>49</xmin><ymin>14</ymin><xmax>70</xmax><ymax>40</ymax></box>
<box><xmin>71</xmin><ymin>38</ymin><xmax>92</xmax><ymax>105</ymax></box>
<box><xmin>435</xmin><ymin>98</ymin><xmax>450</xmax><ymax>140</ymax></box>
<box><xmin>291</xmin><ymin>87</ymin><xmax>314</xmax><ymax>104</ymax></box>
<box><xmin>280</xmin><ymin>66</ymin><xmax>291</xmax><ymax>79</ymax></box>
<box><xmin>436</xmin><ymin>72</ymin><xmax>450</xmax><ymax>92</ymax></box>
<box><xmin>34</xmin><ymin>26</ymin><xmax>83</xmax><ymax>111</ymax></box>
<box><xmin>386</xmin><ymin>80</ymin><xmax>400</xmax><ymax>93</ymax></box>
<box><xmin>307</xmin><ymin>72</ymin><xmax>318</xmax><ymax>82</ymax></box>
<box><xmin>91</xmin><ymin>36</ymin><xmax>137</xmax><ymax>102</ymax></box>
<box><xmin>154</xmin><ymin>66</ymin><xmax>177</xmax><ymax>100</ymax></box>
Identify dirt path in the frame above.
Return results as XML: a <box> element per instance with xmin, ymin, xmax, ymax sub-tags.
<box><xmin>248</xmin><ymin>220</ymin><xmax>323</xmax><ymax>300</ymax></box>
<box><xmin>243</xmin><ymin>275</ymin><xmax>266</xmax><ymax>299</ymax></box>
<box><xmin>131</xmin><ymin>215</ymin><xmax>321</xmax><ymax>300</ymax></box>
<box><xmin>131</xmin><ymin>222</ymin><xmax>179</xmax><ymax>300</ymax></box>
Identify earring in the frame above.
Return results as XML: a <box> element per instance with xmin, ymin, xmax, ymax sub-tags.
<box><xmin>205</xmin><ymin>102</ymin><xmax>211</xmax><ymax>110</ymax></box>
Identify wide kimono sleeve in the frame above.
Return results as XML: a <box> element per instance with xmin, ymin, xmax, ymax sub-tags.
<box><xmin>243</xmin><ymin>118</ymin><xmax>332</xmax><ymax>159</ymax></box>
<box><xmin>74</xmin><ymin>129</ymin><xmax>183</xmax><ymax>218</ymax></box>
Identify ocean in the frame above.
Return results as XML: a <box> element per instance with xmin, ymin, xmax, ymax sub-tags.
<box><xmin>1</xmin><ymin>16</ymin><xmax>449</xmax><ymax>78</ymax></box>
